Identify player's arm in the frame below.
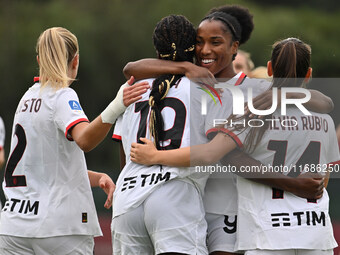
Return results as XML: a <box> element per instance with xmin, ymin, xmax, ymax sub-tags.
<box><xmin>123</xmin><ymin>58</ymin><xmax>217</xmax><ymax>85</ymax></box>
<box><xmin>251</xmin><ymin>89</ymin><xmax>334</xmax><ymax>114</ymax></box>
<box><xmin>130</xmin><ymin>133</ymin><xmax>237</xmax><ymax>167</ymax></box>
<box><xmin>70</xmin><ymin>78</ymin><xmax>149</xmax><ymax>152</ymax></box>
<box><xmin>0</xmin><ymin>147</ymin><xmax>5</xmax><ymax>169</ymax></box>
<box><xmin>88</xmin><ymin>170</ymin><xmax>115</xmax><ymax>209</ymax></box>
<box><xmin>220</xmin><ymin>149</ymin><xmax>324</xmax><ymax>199</ymax></box>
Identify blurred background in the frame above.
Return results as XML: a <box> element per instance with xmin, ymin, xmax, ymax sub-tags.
<box><xmin>0</xmin><ymin>0</ymin><xmax>339</xmax><ymax>254</ymax></box>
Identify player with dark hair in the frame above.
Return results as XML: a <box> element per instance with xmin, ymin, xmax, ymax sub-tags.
<box><xmin>233</xmin><ymin>38</ymin><xmax>338</xmax><ymax>255</ymax></box>
<box><xmin>111</xmin><ymin>15</ymin><xmax>208</xmax><ymax>255</ymax></box>
<box><xmin>126</xmin><ymin>5</ymin><xmax>334</xmax><ymax>255</ymax></box>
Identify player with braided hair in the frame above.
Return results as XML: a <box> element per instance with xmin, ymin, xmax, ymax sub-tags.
<box><xmin>126</xmin><ymin>5</ymin><xmax>333</xmax><ymax>255</ymax></box>
<box><xmin>111</xmin><ymin>15</ymin><xmax>208</xmax><ymax>255</ymax></box>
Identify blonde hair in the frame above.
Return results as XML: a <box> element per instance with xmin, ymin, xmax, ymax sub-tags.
<box><xmin>36</xmin><ymin>27</ymin><xmax>79</xmax><ymax>90</ymax></box>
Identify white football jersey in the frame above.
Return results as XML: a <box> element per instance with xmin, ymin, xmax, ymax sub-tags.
<box><xmin>0</xmin><ymin>116</ymin><xmax>4</xmax><ymax>149</ymax></box>
<box><xmin>113</xmin><ymin>77</ymin><xmax>212</xmax><ymax>218</ymax></box>
<box><xmin>202</xmin><ymin>74</ymin><xmax>271</xmax><ymax>215</ymax></box>
<box><xmin>0</xmin><ymin>82</ymin><xmax>102</xmax><ymax>238</ymax></box>
<box><xmin>230</xmin><ymin>108</ymin><xmax>339</xmax><ymax>250</ymax></box>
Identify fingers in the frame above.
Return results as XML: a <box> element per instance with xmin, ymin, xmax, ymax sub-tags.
<box><xmin>104</xmin><ymin>189</ymin><xmax>113</xmax><ymax>209</ymax></box>
<box><xmin>127</xmin><ymin>76</ymin><xmax>135</xmax><ymax>86</ymax></box>
<box><xmin>123</xmin><ymin>82</ymin><xmax>150</xmax><ymax>106</ymax></box>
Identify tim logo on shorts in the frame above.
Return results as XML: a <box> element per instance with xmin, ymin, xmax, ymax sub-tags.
<box><xmin>69</xmin><ymin>100</ymin><xmax>82</xmax><ymax>111</ymax></box>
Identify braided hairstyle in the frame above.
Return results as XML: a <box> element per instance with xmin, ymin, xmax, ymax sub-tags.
<box><xmin>149</xmin><ymin>15</ymin><xmax>196</xmax><ymax>149</ymax></box>
<box><xmin>204</xmin><ymin>5</ymin><xmax>254</xmax><ymax>60</ymax></box>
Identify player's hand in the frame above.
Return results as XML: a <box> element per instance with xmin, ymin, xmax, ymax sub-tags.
<box><xmin>98</xmin><ymin>173</ymin><xmax>116</xmax><ymax>209</ymax></box>
<box><xmin>123</xmin><ymin>76</ymin><xmax>150</xmax><ymax>107</ymax></box>
<box><xmin>185</xmin><ymin>65</ymin><xmax>217</xmax><ymax>87</ymax></box>
<box><xmin>130</xmin><ymin>137</ymin><xmax>158</xmax><ymax>165</ymax></box>
<box><xmin>292</xmin><ymin>172</ymin><xmax>324</xmax><ymax>199</ymax></box>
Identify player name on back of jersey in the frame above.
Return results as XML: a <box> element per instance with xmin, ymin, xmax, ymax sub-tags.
<box><xmin>16</xmin><ymin>98</ymin><xmax>42</xmax><ymax>114</ymax></box>
<box><xmin>268</xmin><ymin>115</ymin><xmax>329</xmax><ymax>132</ymax></box>
<box><xmin>2</xmin><ymin>197</ymin><xmax>39</xmax><ymax>215</ymax></box>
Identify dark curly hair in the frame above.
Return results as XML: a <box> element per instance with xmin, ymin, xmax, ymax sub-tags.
<box><xmin>149</xmin><ymin>15</ymin><xmax>196</xmax><ymax>149</ymax></box>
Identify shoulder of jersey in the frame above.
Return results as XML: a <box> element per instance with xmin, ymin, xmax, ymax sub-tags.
<box><xmin>240</xmin><ymin>76</ymin><xmax>271</xmax><ymax>88</ymax></box>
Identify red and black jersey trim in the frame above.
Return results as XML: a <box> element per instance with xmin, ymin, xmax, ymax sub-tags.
<box><xmin>234</xmin><ymin>72</ymin><xmax>246</xmax><ymax>86</ymax></box>
<box><xmin>206</xmin><ymin>127</ymin><xmax>243</xmax><ymax>148</ymax></box>
<box><xmin>65</xmin><ymin>118</ymin><xmax>89</xmax><ymax>141</ymax></box>
<box><xmin>112</xmin><ymin>134</ymin><xmax>122</xmax><ymax>142</ymax></box>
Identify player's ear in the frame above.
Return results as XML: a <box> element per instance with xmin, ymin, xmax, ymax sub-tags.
<box><xmin>267</xmin><ymin>61</ymin><xmax>273</xmax><ymax>77</ymax></box>
<box><xmin>304</xmin><ymin>67</ymin><xmax>312</xmax><ymax>83</ymax></box>
<box><xmin>36</xmin><ymin>55</ymin><xmax>40</xmax><ymax>65</ymax></box>
<box><xmin>72</xmin><ymin>54</ymin><xmax>79</xmax><ymax>69</ymax></box>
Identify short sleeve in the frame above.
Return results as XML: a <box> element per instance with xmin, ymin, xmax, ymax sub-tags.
<box><xmin>112</xmin><ymin>116</ymin><xmax>123</xmax><ymax>142</ymax></box>
<box><xmin>324</xmin><ymin>117</ymin><xmax>340</xmax><ymax>166</ymax></box>
<box><xmin>54</xmin><ymin>88</ymin><xmax>89</xmax><ymax>141</ymax></box>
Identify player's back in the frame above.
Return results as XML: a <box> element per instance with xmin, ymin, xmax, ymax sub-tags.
<box><xmin>113</xmin><ymin>77</ymin><xmax>201</xmax><ymax>217</ymax></box>
<box><xmin>235</xmin><ymin>107</ymin><xmax>339</xmax><ymax>250</ymax></box>
<box><xmin>1</xmin><ymin>83</ymin><xmax>101</xmax><ymax>238</ymax></box>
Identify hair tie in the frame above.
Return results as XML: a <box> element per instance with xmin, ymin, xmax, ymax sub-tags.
<box><xmin>159</xmin><ymin>42</ymin><xmax>177</xmax><ymax>60</ymax></box>
<box><xmin>184</xmin><ymin>45</ymin><xmax>195</xmax><ymax>52</ymax></box>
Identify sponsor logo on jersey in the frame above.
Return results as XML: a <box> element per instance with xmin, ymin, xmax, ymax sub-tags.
<box><xmin>69</xmin><ymin>100</ymin><xmax>82</xmax><ymax>111</ymax></box>
<box><xmin>121</xmin><ymin>171</ymin><xmax>171</xmax><ymax>192</ymax></box>
<box><xmin>3</xmin><ymin>198</ymin><xmax>39</xmax><ymax>215</ymax></box>
<box><xmin>271</xmin><ymin>210</ymin><xmax>326</xmax><ymax>227</ymax></box>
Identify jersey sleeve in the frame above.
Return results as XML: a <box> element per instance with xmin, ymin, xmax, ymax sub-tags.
<box><xmin>54</xmin><ymin>88</ymin><xmax>89</xmax><ymax>141</ymax></box>
<box><xmin>112</xmin><ymin>116</ymin><xmax>123</xmax><ymax>142</ymax></box>
<box><xmin>0</xmin><ymin>116</ymin><xmax>5</xmax><ymax>149</ymax></box>
<box><xmin>324</xmin><ymin>116</ymin><xmax>340</xmax><ymax>166</ymax></box>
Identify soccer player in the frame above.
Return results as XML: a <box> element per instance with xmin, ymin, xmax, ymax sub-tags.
<box><xmin>232</xmin><ymin>38</ymin><xmax>338</xmax><ymax>255</ymax></box>
<box><xmin>111</xmin><ymin>15</ymin><xmax>208</xmax><ymax>254</ymax></box>
<box><xmin>126</xmin><ymin>5</ymin><xmax>333</xmax><ymax>255</ymax></box>
<box><xmin>0</xmin><ymin>27</ymin><xmax>149</xmax><ymax>254</ymax></box>
<box><xmin>131</xmin><ymin>38</ymin><xmax>338</xmax><ymax>255</ymax></box>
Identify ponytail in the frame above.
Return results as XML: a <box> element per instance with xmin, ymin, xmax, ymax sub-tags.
<box><xmin>149</xmin><ymin>15</ymin><xmax>196</xmax><ymax>148</ymax></box>
<box><xmin>36</xmin><ymin>27</ymin><xmax>78</xmax><ymax>90</ymax></box>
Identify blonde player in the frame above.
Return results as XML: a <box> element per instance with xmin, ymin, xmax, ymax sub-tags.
<box><xmin>0</xmin><ymin>27</ymin><xmax>149</xmax><ymax>255</ymax></box>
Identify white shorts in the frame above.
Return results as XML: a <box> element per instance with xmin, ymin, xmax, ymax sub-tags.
<box><xmin>111</xmin><ymin>179</ymin><xmax>208</xmax><ymax>255</ymax></box>
<box><xmin>0</xmin><ymin>235</ymin><xmax>94</xmax><ymax>255</ymax></box>
<box><xmin>245</xmin><ymin>249</ymin><xmax>333</xmax><ymax>255</ymax></box>
<box><xmin>206</xmin><ymin>213</ymin><xmax>241</xmax><ymax>254</ymax></box>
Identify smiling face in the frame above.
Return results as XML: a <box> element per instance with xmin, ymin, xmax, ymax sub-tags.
<box><xmin>196</xmin><ymin>19</ymin><xmax>239</xmax><ymax>79</ymax></box>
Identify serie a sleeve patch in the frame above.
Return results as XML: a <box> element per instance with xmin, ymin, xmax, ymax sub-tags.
<box><xmin>68</xmin><ymin>100</ymin><xmax>82</xmax><ymax>111</ymax></box>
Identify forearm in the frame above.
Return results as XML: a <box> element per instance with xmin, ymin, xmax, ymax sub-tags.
<box><xmin>123</xmin><ymin>58</ymin><xmax>191</xmax><ymax>80</ymax></box>
<box><xmin>288</xmin><ymin>89</ymin><xmax>334</xmax><ymax>113</ymax></box>
<box><xmin>221</xmin><ymin>149</ymin><xmax>323</xmax><ymax>199</ymax></box>
<box><xmin>221</xmin><ymin>149</ymin><xmax>296</xmax><ymax>190</ymax></box>
<box><xmin>0</xmin><ymin>149</ymin><xmax>5</xmax><ymax>168</ymax></box>
<box><xmin>88</xmin><ymin>170</ymin><xmax>107</xmax><ymax>187</ymax></box>
<box><xmin>72</xmin><ymin>116</ymin><xmax>112</xmax><ymax>152</ymax></box>
<box><xmin>152</xmin><ymin>147</ymin><xmax>190</xmax><ymax>167</ymax></box>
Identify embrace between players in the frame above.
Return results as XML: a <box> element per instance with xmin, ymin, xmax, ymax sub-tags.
<box><xmin>0</xmin><ymin>4</ymin><xmax>338</xmax><ymax>255</ymax></box>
